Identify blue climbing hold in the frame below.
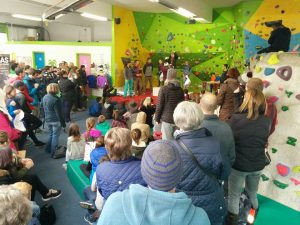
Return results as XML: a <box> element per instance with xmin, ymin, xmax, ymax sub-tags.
<box><xmin>264</xmin><ymin>68</ymin><xmax>275</xmax><ymax>76</ymax></box>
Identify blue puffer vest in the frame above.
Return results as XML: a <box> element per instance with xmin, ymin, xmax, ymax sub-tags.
<box><xmin>173</xmin><ymin>128</ymin><xmax>229</xmax><ymax>225</ymax></box>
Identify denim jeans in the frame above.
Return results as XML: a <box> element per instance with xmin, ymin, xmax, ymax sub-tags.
<box><xmin>31</xmin><ymin>201</ymin><xmax>40</xmax><ymax>217</ymax></box>
<box><xmin>45</xmin><ymin>122</ymin><xmax>61</xmax><ymax>156</ymax></box>
<box><xmin>62</xmin><ymin>99</ymin><xmax>73</xmax><ymax>122</ymax></box>
<box><xmin>161</xmin><ymin>121</ymin><xmax>176</xmax><ymax>140</ymax></box>
<box><xmin>228</xmin><ymin>168</ymin><xmax>262</xmax><ymax>214</ymax></box>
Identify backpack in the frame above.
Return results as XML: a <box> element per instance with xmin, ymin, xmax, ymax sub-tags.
<box><xmin>39</xmin><ymin>204</ymin><xmax>56</xmax><ymax>225</ymax></box>
<box><xmin>53</xmin><ymin>146</ymin><xmax>67</xmax><ymax>159</ymax></box>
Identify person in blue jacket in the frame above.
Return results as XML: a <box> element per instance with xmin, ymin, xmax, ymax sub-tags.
<box><xmin>89</xmin><ymin>97</ymin><xmax>102</xmax><ymax>117</ymax></box>
<box><xmin>98</xmin><ymin>140</ymin><xmax>210</xmax><ymax>225</ymax></box>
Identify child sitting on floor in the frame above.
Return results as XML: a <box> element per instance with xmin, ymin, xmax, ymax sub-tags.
<box><xmin>64</xmin><ymin>123</ymin><xmax>85</xmax><ymax>167</ymax></box>
<box><xmin>90</xmin><ymin>136</ymin><xmax>107</xmax><ymax>181</ymax></box>
<box><xmin>111</xmin><ymin>110</ymin><xmax>127</xmax><ymax>128</ymax></box>
<box><xmin>95</xmin><ymin>115</ymin><xmax>111</xmax><ymax>136</ymax></box>
<box><xmin>84</xmin><ymin>118</ymin><xmax>102</xmax><ymax>142</ymax></box>
<box><xmin>131</xmin><ymin>128</ymin><xmax>146</xmax><ymax>159</ymax></box>
<box><xmin>89</xmin><ymin>97</ymin><xmax>102</xmax><ymax>117</ymax></box>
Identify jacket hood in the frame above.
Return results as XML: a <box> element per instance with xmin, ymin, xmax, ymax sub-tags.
<box><xmin>121</xmin><ymin>184</ymin><xmax>200</xmax><ymax>225</ymax></box>
<box><xmin>174</xmin><ymin>127</ymin><xmax>212</xmax><ymax>140</ymax></box>
<box><xmin>136</xmin><ymin>112</ymin><xmax>146</xmax><ymax>124</ymax></box>
<box><xmin>224</xmin><ymin>78</ymin><xmax>239</xmax><ymax>90</ymax></box>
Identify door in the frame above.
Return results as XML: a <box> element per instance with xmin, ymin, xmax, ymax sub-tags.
<box><xmin>33</xmin><ymin>52</ymin><xmax>45</xmax><ymax>69</ymax></box>
<box><xmin>77</xmin><ymin>53</ymin><xmax>91</xmax><ymax>75</ymax></box>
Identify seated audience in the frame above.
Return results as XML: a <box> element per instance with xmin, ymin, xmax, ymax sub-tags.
<box><xmin>65</xmin><ymin>123</ymin><xmax>85</xmax><ymax>164</ymax></box>
<box><xmin>226</xmin><ymin>89</ymin><xmax>271</xmax><ymax>225</ymax></box>
<box><xmin>123</xmin><ymin>101</ymin><xmax>139</xmax><ymax>129</ymax></box>
<box><xmin>217</xmin><ymin>68</ymin><xmax>240</xmax><ymax>121</ymax></box>
<box><xmin>173</xmin><ymin>101</ymin><xmax>229</xmax><ymax>225</ymax></box>
<box><xmin>0</xmin><ymin>138</ymin><xmax>61</xmax><ymax>201</ymax></box>
<box><xmin>0</xmin><ymin>185</ymin><xmax>32</xmax><ymax>225</ymax></box>
<box><xmin>89</xmin><ymin>97</ymin><xmax>102</xmax><ymax>117</ymax></box>
<box><xmin>139</xmin><ymin>97</ymin><xmax>155</xmax><ymax>128</ymax></box>
<box><xmin>97</xmin><ymin>140</ymin><xmax>210</xmax><ymax>225</ymax></box>
<box><xmin>90</xmin><ymin>136</ymin><xmax>107</xmax><ymax>181</ymax></box>
<box><xmin>130</xmin><ymin>128</ymin><xmax>146</xmax><ymax>159</ymax></box>
<box><xmin>111</xmin><ymin>110</ymin><xmax>127</xmax><ymax>128</ymax></box>
<box><xmin>95</xmin><ymin>115</ymin><xmax>111</xmax><ymax>136</ymax></box>
<box><xmin>131</xmin><ymin>111</ymin><xmax>151</xmax><ymax>143</ymax></box>
<box><xmin>84</xmin><ymin>117</ymin><xmax>102</xmax><ymax>142</ymax></box>
<box><xmin>101</xmin><ymin>98</ymin><xmax>114</xmax><ymax>119</ymax></box>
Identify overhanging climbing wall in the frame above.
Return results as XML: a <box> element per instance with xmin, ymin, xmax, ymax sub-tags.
<box><xmin>253</xmin><ymin>52</ymin><xmax>300</xmax><ymax>211</ymax></box>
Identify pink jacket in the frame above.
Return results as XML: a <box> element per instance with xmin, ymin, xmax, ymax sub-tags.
<box><xmin>0</xmin><ymin>112</ymin><xmax>21</xmax><ymax>151</ymax></box>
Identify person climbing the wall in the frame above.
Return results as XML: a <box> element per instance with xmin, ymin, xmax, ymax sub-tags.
<box><xmin>257</xmin><ymin>20</ymin><xmax>291</xmax><ymax>54</ymax></box>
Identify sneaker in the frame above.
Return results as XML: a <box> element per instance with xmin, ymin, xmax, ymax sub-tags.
<box><xmin>35</xmin><ymin>141</ymin><xmax>46</xmax><ymax>147</ymax></box>
<box><xmin>84</xmin><ymin>213</ymin><xmax>97</xmax><ymax>225</ymax></box>
<box><xmin>42</xmin><ymin>189</ymin><xmax>62</xmax><ymax>201</ymax></box>
<box><xmin>80</xmin><ymin>201</ymin><xmax>95</xmax><ymax>210</ymax></box>
<box><xmin>62</xmin><ymin>163</ymin><xmax>67</xmax><ymax>171</ymax></box>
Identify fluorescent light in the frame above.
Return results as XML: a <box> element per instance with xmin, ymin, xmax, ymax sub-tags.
<box><xmin>194</xmin><ymin>17</ymin><xmax>205</xmax><ymax>22</ymax></box>
<box><xmin>12</xmin><ymin>14</ymin><xmax>42</xmax><ymax>21</ymax></box>
<box><xmin>81</xmin><ymin>13</ymin><xmax>107</xmax><ymax>21</ymax></box>
<box><xmin>172</xmin><ymin>7</ymin><xmax>195</xmax><ymax>18</ymax></box>
<box><xmin>149</xmin><ymin>0</ymin><xmax>159</xmax><ymax>2</ymax></box>
<box><xmin>55</xmin><ymin>14</ymin><xmax>65</xmax><ymax>19</ymax></box>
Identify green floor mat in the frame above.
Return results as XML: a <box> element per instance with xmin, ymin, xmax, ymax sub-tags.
<box><xmin>256</xmin><ymin>195</ymin><xmax>300</xmax><ymax>225</ymax></box>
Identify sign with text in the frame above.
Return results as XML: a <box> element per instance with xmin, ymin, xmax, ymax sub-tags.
<box><xmin>0</xmin><ymin>54</ymin><xmax>10</xmax><ymax>83</ymax></box>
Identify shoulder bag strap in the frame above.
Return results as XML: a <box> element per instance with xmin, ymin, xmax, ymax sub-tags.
<box><xmin>177</xmin><ymin>140</ymin><xmax>220</xmax><ymax>184</ymax></box>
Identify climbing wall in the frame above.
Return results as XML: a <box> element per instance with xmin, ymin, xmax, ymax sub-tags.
<box><xmin>253</xmin><ymin>52</ymin><xmax>300</xmax><ymax>211</ymax></box>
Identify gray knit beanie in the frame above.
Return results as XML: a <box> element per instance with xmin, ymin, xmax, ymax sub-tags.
<box><xmin>141</xmin><ymin>140</ymin><xmax>182</xmax><ymax>191</ymax></box>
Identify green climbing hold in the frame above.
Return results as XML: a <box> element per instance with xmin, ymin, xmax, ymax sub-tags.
<box><xmin>287</xmin><ymin>137</ymin><xmax>297</xmax><ymax>146</ymax></box>
<box><xmin>281</xmin><ymin>106</ymin><xmax>289</xmax><ymax>111</ymax></box>
<box><xmin>261</xmin><ymin>174</ymin><xmax>269</xmax><ymax>181</ymax></box>
<box><xmin>272</xmin><ymin>148</ymin><xmax>278</xmax><ymax>153</ymax></box>
<box><xmin>285</xmin><ymin>90</ymin><xmax>293</xmax><ymax>98</ymax></box>
<box><xmin>273</xmin><ymin>180</ymin><xmax>289</xmax><ymax>189</ymax></box>
<box><xmin>288</xmin><ymin>137</ymin><xmax>297</xmax><ymax>142</ymax></box>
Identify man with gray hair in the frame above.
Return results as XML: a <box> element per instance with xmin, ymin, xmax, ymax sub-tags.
<box><xmin>200</xmin><ymin>93</ymin><xmax>236</xmax><ymax>170</ymax></box>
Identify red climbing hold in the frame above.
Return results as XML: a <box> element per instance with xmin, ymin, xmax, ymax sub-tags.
<box><xmin>276</xmin><ymin>66</ymin><xmax>292</xmax><ymax>81</ymax></box>
<box><xmin>267</xmin><ymin>96</ymin><xmax>279</xmax><ymax>103</ymax></box>
<box><xmin>290</xmin><ymin>178</ymin><xmax>300</xmax><ymax>186</ymax></box>
<box><xmin>263</xmin><ymin>80</ymin><xmax>270</xmax><ymax>88</ymax></box>
<box><xmin>276</xmin><ymin>163</ymin><xmax>290</xmax><ymax>177</ymax></box>
<box><xmin>296</xmin><ymin>94</ymin><xmax>300</xmax><ymax>101</ymax></box>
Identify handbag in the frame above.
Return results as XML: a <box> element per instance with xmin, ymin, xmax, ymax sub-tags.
<box><xmin>40</xmin><ymin>204</ymin><xmax>56</xmax><ymax>225</ymax></box>
<box><xmin>265</xmin><ymin>149</ymin><xmax>271</xmax><ymax>166</ymax></box>
<box><xmin>177</xmin><ymin>140</ymin><xmax>222</xmax><ymax>185</ymax></box>
<box><xmin>53</xmin><ymin>146</ymin><xmax>66</xmax><ymax>159</ymax></box>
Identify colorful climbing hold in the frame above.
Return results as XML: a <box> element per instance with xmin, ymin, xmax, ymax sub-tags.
<box><xmin>276</xmin><ymin>163</ymin><xmax>290</xmax><ymax>177</ymax></box>
<box><xmin>263</xmin><ymin>80</ymin><xmax>270</xmax><ymax>88</ymax></box>
<box><xmin>255</xmin><ymin>66</ymin><xmax>262</xmax><ymax>73</ymax></box>
<box><xmin>268</xmin><ymin>53</ymin><xmax>280</xmax><ymax>65</ymax></box>
<box><xmin>273</xmin><ymin>180</ymin><xmax>289</xmax><ymax>189</ymax></box>
<box><xmin>296</xmin><ymin>191</ymin><xmax>300</xmax><ymax>197</ymax></box>
<box><xmin>264</xmin><ymin>68</ymin><xmax>275</xmax><ymax>76</ymax></box>
<box><xmin>285</xmin><ymin>90</ymin><xmax>293</xmax><ymax>98</ymax></box>
<box><xmin>261</xmin><ymin>174</ymin><xmax>269</xmax><ymax>181</ymax></box>
<box><xmin>271</xmin><ymin>148</ymin><xmax>278</xmax><ymax>153</ymax></box>
<box><xmin>290</xmin><ymin>178</ymin><xmax>300</xmax><ymax>186</ymax></box>
<box><xmin>281</xmin><ymin>106</ymin><xmax>289</xmax><ymax>112</ymax></box>
<box><xmin>296</xmin><ymin>94</ymin><xmax>300</xmax><ymax>101</ymax></box>
<box><xmin>267</xmin><ymin>96</ymin><xmax>279</xmax><ymax>103</ymax></box>
<box><xmin>292</xmin><ymin>166</ymin><xmax>300</xmax><ymax>173</ymax></box>
<box><xmin>276</xmin><ymin>66</ymin><xmax>292</xmax><ymax>81</ymax></box>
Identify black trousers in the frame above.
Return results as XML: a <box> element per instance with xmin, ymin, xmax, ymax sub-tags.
<box><xmin>15</xmin><ymin>173</ymin><xmax>49</xmax><ymax>200</ymax></box>
<box><xmin>19</xmin><ymin>113</ymin><xmax>42</xmax><ymax>148</ymax></box>
<box><xmin>62</xmin><ymin>99</ymin><xmax>73</xmax><ymax>123</ymax></box>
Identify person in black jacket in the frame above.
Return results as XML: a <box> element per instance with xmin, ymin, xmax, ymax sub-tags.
<box><xmin>58</xmin><ymin>70</ymin><xmax>75</xmax><ymax>123</ymax></box>
<box><xmin>257</xmin><ymin>20</ymin><xmax>291</xmax><ymax>54</ymax></box>
<box><xmin>226</xmin><ymin>89</ymin><xmax>272</xmax><ymax>225</ymax></box>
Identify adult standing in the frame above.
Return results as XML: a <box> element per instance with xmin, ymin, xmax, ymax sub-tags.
<box><xmin>42</xmin><ymin>83</ymin><xmax>66</xmax><ymax>157</ymax></box>
<box><xmin>155</xmin><ymin>68</ymin><xmax>184</xmax><ymax>140</ymax></box>
<box><xmin>217</xmin><ymin>68</ymin><xmax>240</xmax><ymax>121</ymax></box>
<box><xmin>173</xmin><ymin>101</ymin><xmax>229</xmax><ymax>225</ymax></box>
<box><xmin>226</xmin><ymin>89</ymin><xmax>271</xmax><ymax>225</ymax></box>
<box><xmin>58</xmin><ymin>70</ymin><xmax>75</xmax><ymax>123</ymax></box>
<box><xmin>168</xmin><ymin>51</ymin><xmax>178</xmax><ymax>68</ymax></box>
<box><xmin>143</xmin><ymin>58</ymin><xmax>153</xmax><ymax>93</ymax></box>
<box><xmin>220</xmin><ymin>64</ymin><xmax>229</xmax><ymax>84</ymax></box>
<box><xmin>123</xmin><ymin>62</ymin><xmax>133</xmax><ymax>97</ymax></box>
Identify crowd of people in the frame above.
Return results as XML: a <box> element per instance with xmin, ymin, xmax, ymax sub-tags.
<box><xmin>0</xmin><ymin>56</ymin><xmax>277</xmax><ymax>225</ymax></box>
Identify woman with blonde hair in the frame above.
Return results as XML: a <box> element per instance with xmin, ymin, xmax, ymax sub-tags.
<box><xmin>140</xmin><ymin>97</ymin><xmax>155</xmax><ymax>128</ymax></box>
<box><xmin>42</xmin><ymin>83</ymin><xmax>66</xmax><ymax>157</ymax></box>
<box><xmin>226</xmin><ymin>89</ymin><xmax>272</xmax><ymax>225</ymax></box>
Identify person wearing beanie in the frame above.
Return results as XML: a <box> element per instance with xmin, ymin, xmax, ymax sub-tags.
<box><xmin>155</xmin><ymin>68</ymin><xmax>184</xmax><ymax>140</ymax></box>
<box><xmin>97</xmin><ymin>140</ymin><xmax>210</xmax><ymax>225</ymax></box>
<box><xmin>173</xmin><ymin>101</ymin><xmax>229</xmax><ymax>225</ymax></box>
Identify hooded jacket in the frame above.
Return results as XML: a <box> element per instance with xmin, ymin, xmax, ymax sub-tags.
<box><xmin>23</xmin><ymin>75</ymin><xmax>39</xmax><ymax>106</ymax></box>
<box><xmin>217</xmin><ymin>78</ymin><xmax>239</xmax><ymax>121</ymax></box>
<box><xmin>97</xmin><ymin>184</ymin><xmax>210</xmax><ymax>225</ymax></box>
<box><xmin>131</xmin><ymin>112</ymin><xmax>151</xmax><ymax>143</ymax></box>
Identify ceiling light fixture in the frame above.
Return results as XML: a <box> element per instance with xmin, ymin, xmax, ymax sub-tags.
<box><xmin>172</xmin><ymin>7</ymin><xmax>195</xmax><ymax>18</ymax></box>
<box><xmin>81</xmin><ymin>13</ymin><xmax>108</xmax><ymax>21</ymax></box>
<box><xmin>12</xmin><ymin>14</ymin><xmax>42</xmax><ymax>21</ymax></box>
<box><xmin>149</xmin><ymin>0</ymin><xmax>159</xmax><ymax>2</ymax></box>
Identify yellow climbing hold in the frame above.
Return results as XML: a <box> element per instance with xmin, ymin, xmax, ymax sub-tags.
<box><xmin>292</xmin><ymin>166</ymin><xmax>300</xmax><ymax>173</ymax></box>
<box><xmin>260</xmin><ymin>56</ymin><xmax>264</xmax><ymax>61</ymax></box>
<box><xmin>255</xmin><ymin>66</ymin><xmax>262</xmax><ymax>73</ymax></box>
<box><xmin>296</xmin><ymin>191</ymin><xmax>300</xmax><ymax>197</ymax></box>
<box><xmin>268</xmin><ymin>53</ymin><xmax>280</xmax><ymax>65</ymax></box>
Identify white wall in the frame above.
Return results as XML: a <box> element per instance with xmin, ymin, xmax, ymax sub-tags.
<box><xmin>93</xmin><ymin>22</ymin><xmax>112</xmax><ymax>42</ymax></box>
<box><xmin>1</xmin><ymin>43</ymin><xmax>111</xmax><ymax>68</ymax></box>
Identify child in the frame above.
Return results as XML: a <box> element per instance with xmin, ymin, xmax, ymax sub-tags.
<box><xmin>139</xmin><ymin>97</ymin><xmax>155</xmax><ymax>128</ymax></box>
<box><xmin>84</xmin><ymin>118</ymin><xmax>102</xmax><ymax>142</ymax></box>
<box><xmin>111</xmin><ymin>110</ymin><xmax>127</xmax><ymax>128</ymax></box>
<box><xmin>123</xmin><ymin>61</ymin><xmax>133</xmax><ymax>97</ymax></box>
<box><xmin>131</xmin><ymin>128</ymin><xmax>146</xmax><ymax>159</ymax></box>
<box><xmin>183</xmin><ymin>61</ymin><xmax>191</xmax><ymax>89</ymax></box>
<box><xmin>90</xmin><ymin>136</ymin><xmax>107</xmax><ymax>181</ymax></box>
<box><xmin>133</xmin><ymin>60</ymin><xmax>143</xmax><ymax>96</ymax></box>
<box><xmin>101</xmin><ymin>98</ymin><xmax>114</xmax><ymax>119</ymax></box>
<box><xmin>65</xmin><ymin>123</ymin><xmax>85</xmax><ymax>163</ymax></box>
<box><xmin>95</xmin><ymin>115</ymin><xmax>111</xmax><ymax>136</ymax></box>
<box><xmin>5</xmin><ymin>85</ymin><xmax>21</xmax><ymax>119</ymax></box>
<box><xmin>89</xmin><ymin>97</ymin><xmax>102</xmax><ymax>117</ymax></box>
<box><xmin>143</xmin><ymin>58</ymin><xmax>153</xmax><ymax>93</ymax></box>
<box><xmin>157</xmin><ymin>59</ymin><xmax>164</xmax><ymax>86</ymax></box>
